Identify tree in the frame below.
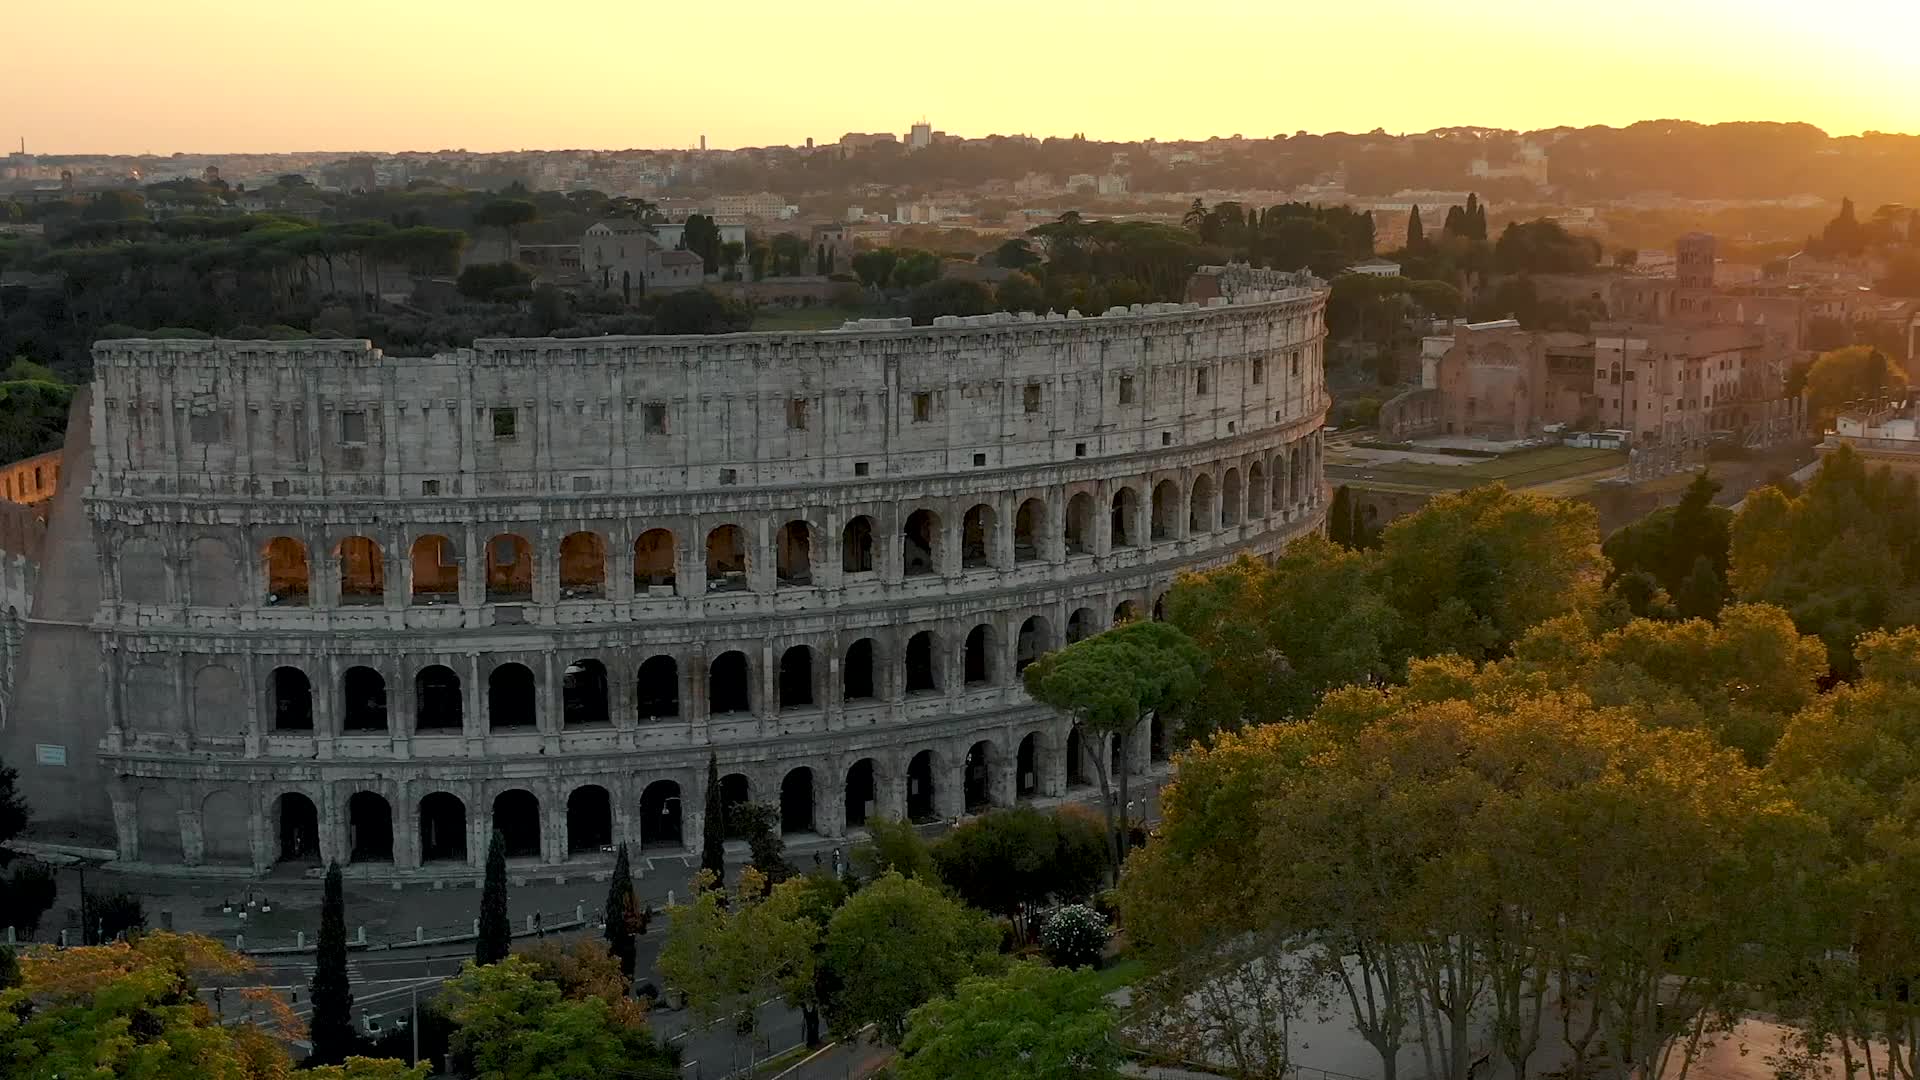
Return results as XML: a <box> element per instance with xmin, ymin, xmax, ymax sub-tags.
<box><xmin>995</xmin><ymin>270</ymin><xmax>1045</xmax><ymax>314</ymax></box>
<box><xmin>0</xmin><ymin>858</ymin><xmax>56</xmax><ymax>939</ymax></box>
<box><xmin>1024</xmin><ymin>621</ymin><xmax>1208</xmax><ymax>876</ymax></box>
<box><xmin>896</xmin><ymin>962</ymin><xmax>1123</xmax><ymax>1080</ymax></box>
<box><xmin>907</xmin><ymin>278</ymin><xmax>993</xmax><ymax>324</ymax></box>
<box><xmin>0</xmin><ymin>756</ymin><xmax>28</xmax><ymax>854</ymax></box>
<box><xmin>931</xmin><ymin>806</ymin><xmax>1104</xmax><ymax>939</ymax></box>
<box><xmin>455</xmin><ymin>260</ymin><xmax>533</xmax><ymax>301</ymax></box>
<box><xmin>992</xmin><ymin>238</ymin><xmax>1041</xmax><ymax>270</ymax></box>
<box><xmin>680</xmin><ymin>214</ymin><xmax>722</xmax><ymax>275</ymax></box>
<box><xmin>476</xmin><ymin>830</ymin><xmax>510</xmax><ymax>966</ymax></box>
<box><xmin>851</xmin><ymin>248</ymin><xmax>899</xmax><ymax>290</ymax></box>
<box><xmin>1038</xmin><ymin>904</ymin><xmax>1109</xmax><ymax>969</ymax></box>
<box><xmin>733</xmin><ymin>802</ymin><xmax>793</xmax><ymax>886</ymax></box>
<box><xmin>718</xmin><ymin>240</ymin><xmax>744</xmax><ymax>280</ymax></box>
<box><xmin>82</xmin><ymin>890</ymin><xmax>145</xmax><ymax>945</ymax></box>
<box><xmin>650</xmin><ymin>288</ymin><xmax>752</xmax><ymax>334</ymax></box>
<box><xmin>821</xmin><ymin>872</ymin><xmax>1001</xmax><ymax>1044</ymax></box>
<box><xmin>852</xmin><ymin>815</ymin><xmax>936</xmax><ymax>882</ymax></box>
<box><xmin>701</xmin><ymin>753</ymin><xmax>726</xmax><ymax>885</ymax></box>
<box><xmin>604</xmin><ymin>842</ymin><xmax>640</xmax><ymax>981</ymax></box>
<box><xmin>310</xmin><ymin>860</ymin><xmax>357</xmax><ymax>1065</ymax></box>
<box><xmin>1603</xmin><ymin>471</ymin><xmax>1731</xmax><ymax>596</ymax></box>
<box><xmin>1804</xmin><ymin>344</ymin><xmax>1904</xmax><ymax>425</ymax></box>
<box><xmin>473</xmin><ymin>199</ymin><xmax>537</xmax><ymax>261</ymax></box>
<box><xmin>442</xmin><ymin>955</ymin><xmax>679</xmax><ymax>1080</ymax></box>
<box><xmin>1404</xmin><ymin>204</ymin><xmax>1426</xmax><ymax>251</ymax></box>
<box><xmin>658</xmin><ymin>869</ymin><xmax>819</xmax><ymax>1072</ymax></box>
<box><xmin>1675</xmin><ymin>554</ymin><xmax>1725</xmax><ymax>620</ymax></box>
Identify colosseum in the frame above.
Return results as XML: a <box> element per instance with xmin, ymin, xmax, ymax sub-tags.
<box><xmin>0</xmin><ymin>264</ymin><xmax>1329</xmax><ymax>878</ymax></box>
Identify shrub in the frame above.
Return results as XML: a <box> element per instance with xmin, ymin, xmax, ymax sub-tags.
<box><xmin>1038</xmin><ymin>903</ymin><xmax>1109</xmax><ymax>969</ymax></box>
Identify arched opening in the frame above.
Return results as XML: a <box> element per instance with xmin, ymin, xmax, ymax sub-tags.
<box><xmin>1114</xmin><ymin>599</ymin><xmax>1140</xmax><ymax>625</ymax></box>
<box><xmin>907</xmin><ymin>750</ymin><xmax>936</xmax><ymax>822</ymax></box>
<box><xmin>964</xmin><ymin>741</ymin><xmax>993</xmax><ymax>813</ymax></box>
<box><xmin>559</xmin><ymin>531</ymin><xmax>607</xmax><ymax>599</ymax></box>
<box><xmin>492</xmin><ymin>789</ymin><xmax>542</xmax><ymax>859</ymax></box>
<box><xmin>843</xmin><ymin>639</ymin><xmax>876</xmax><ymax>702</ymax></box>
<box><xmin>1272</xmin><ymin>456</ymin><xmax>1287</xmax><ymax>513</ymax></box>
<box><xmin>842</xmin><ymin>516</ymin><xmax>875</xmax><ymax>574</ymax></box>
<box><xmin>1017</xmin><ymin>616</ymin><xmax>1051</xmax><ymax>673</ymax></box>
<box><xmin>844</xmin><ymin>759</ymin><xmax>876</xmax><ymax>829</ymax></box>
<box><xmin>903</xmin><ymin>509</ymin><xmax>940</xmax><ymax>576</ymax></box>
<box><xmin>1064</xmin><ymin>493</ymin><xmax>1094</xmax><ymax>555</ymax></box>
<box><xmin>776</xmin><ymin>521</ymin><xmax>813</xmax><ymax>586</ymax></box>
<box><xmin>705</xmin><ymin>525</ymin><xmax>748</xmax><ymax>592</ymax></box>
<box><xmin>1153</xmin><ymin>592</ymin><xmax>1168</xmax><ymax>622</ymax></box>
<box><xmin>1017</xmin><ymin>734</ymin><xmax>1039</xmax><ymax>798</ymax></box>
<box><xmin>342</xmin><ymin>666</ymin><xmax>388</xmax><ymax>732</ymax></box>
<box><xmin>270</xmin><ymin>666</ymin><xmax>313</xmax><ymax>731</ymax></box>
<box><xmin>964</xmin><ymin>624</ymin><xmax>994</xmax><ymax>686</ymax></box>
<box><xmin>1151</xmin><ymin>479</ymin><xmax>1181</xmax><ymax>541</ymax></box>
<box><xmin>1222</xmin><ymin>468</ymin><xmax>1242</xmax><ymax>527</ymax></box>
<box><xmin>634</xmin><ymin>529</ymin><xmax>677</xmax><ymax>591</ymax></box>
<box><xmin>1248</xmin><ymin>461</ymin><xmax>1267</xmax><ymax>517</ymax></box>
<box><xmin>263</xmin><ymin>537</ymin><xmax>310</xmax><ymax>606</ymax></box>
<box><xmin>780</xmin><ymin>768</ymin><xmax>815</xmax><ymax>835</ymax></box>
<box><xmin>563</xmin><ymin>659</ymin><xmax>610</xmax><ymax>727</ymax></box>
<box><xmin>409</xmin><ymin>535</ymin><xmax>458</xmax><ymax>603</ymax></box>
<box><xmin>1014</xmin><ymin>499</ymin><xmax>1045</xmax><ymax>562</ymax></box>
<box><xmin>640</xmin><ymin>780</ymin><xmax>682</xmax><ymax>849</ymax></box>
<box><xmin>1066</xmin><ymin>728</ymin><xmax>1090</xmax><ymax>788</ymax></box>
<box><xmin>1110</xmin><ymin>488</ymin><xmax>1138</xmax><ymax>548</ymax></box>
<box><xmin>1110</xmin><ymin>732</ymin><xmax>1124</xmax><ymax>777</ymax></box>
<box><xmin>567</xmin><ymin>785</ymin><xmax>613</xmax><ymax>854</ymax></box>
<box><xmin>1151</xmin><ymin>716</ymin><xmax>1169</xmax><ymax>763</ymax></box>
<box><xmin>719</xmin><ymin>773</ymin><xmax>751</xmax><ymax>839</ymax></box>
<box><xmin>335</xmin><ymin>536</ymin><xmax>384</xmax><ymax>605</ymax></box>
<box><xmin>273</xmin><ymin>792</ymin><xmax>319</xmax><ymax>864</ymax></box>
<box><xmin>418</xmin><ymin>792</ymin><xmax>468</xmax><ymax>863</ymax></box>
<box><xmin>905</xmin><ymin>631</ymin><xmax>939</xmax><ymax>694</ymax></box>
<box><xmin>488</xmin><ymin>662</ymin><xmax>537</xmax><ymax>730</ymax></box>
<box><xmin>779</xmin><ymin>646</ymin><xmax>815</xmax><ymax>710</ymax></box>
<box><xmin>190</xmin><ymin>538</ymin><xmax>241</xmax><ymax>608</ymax></box>
<box><xmin>1067</xmin><ymin>608</ymin><xmax>1095</xmax><ymax>644</ymax></box>
<box><xmin>485</xmin><ymin>534</ymin><xmax>533</xmax><ymax>602</ymax></box>
<box><xmin>1190</xmin><ymin>473</ymin><xmax>1216</xmax><ymax>533</ymax></box>
<box><xmin>415</xmin><ymin>665</ymin><xmax>463</xmax><ymax>732</ymax></box>
<box><xmin>348</xmin><ymin>791</ymin><xmax>393</xmax><ymax>863</ymax></box>
<box><xmin>1293</xmin><ymin>447</ymin><xmax>1309</xmax><ymax>507</ymax></box>
<box><xmin>636</xmin><ymin>655</ymin><xmax>679</xmax><ymax>720</ymax></box>
<box><xmin>709</xmin><ymin>650</ymin><xmax>752</xmax><ymax>715</ymax></box>
<box><xmin>961</xmin><ymin>504</ymin><xmax>995</xmax><ymax>569</ymax></box>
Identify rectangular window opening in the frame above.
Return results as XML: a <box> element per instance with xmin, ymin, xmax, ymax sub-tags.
<box><xmin>912</xmin><ymin>392</ymin><xmax>932</xmax><ymax>422</ymax></box>
<box><xmin>1023</xmin><ymin>384</ymin><xmax>1042</xmax><ymax>413</ymax></box>
<box><xmin>1119</xmin><ymin>376</ymin><xmax>1135</xmax><ymax>405</ymax></box>
<box><xmin>644</xmin><ymin>403</ymin><xmax>668</xmax><ymax>434</ymax></box>
<box><xmin>491</xmin><ymin>407</ymin><xmax>517</xmax><ymax>441</ymax></box>
<box><xmin>787</xmin><ymin>398</ymin><xmax>810</xmax><ymax>431</ymax></box>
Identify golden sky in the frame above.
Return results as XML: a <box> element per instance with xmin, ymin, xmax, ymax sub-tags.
<box><xmin>5</xmin><ymin>0</ymin><xmax>1916</xmax><ymax>154</ymax></box>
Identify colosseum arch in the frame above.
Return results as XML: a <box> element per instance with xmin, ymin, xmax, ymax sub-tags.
<box><xmin>191</xmin><ymin>664</ymin><xmax>245</xmax><ymax>738</ymax></box>
<box><xmin>906</xmin><ymin>749</ymin><xmax>938</xmax><ymax>821</ymax></box>
<box><xmin>409</xmin><ymin>534</ymin><xmax>459</xmax><ymax>601</ymax></box>
<box><xmin>268</xmin><ymin>666</ymin><xmax>313</xmax><ymax>731</ymax></box>
<box><xmin>1016</xmin><ymin>732</ymin><xmax>1043</xmax><ymax>799</ymax></box>
<box><xmin>903</xmin><ymin>509</ymin><xmax>941</xmax><ymax>576</ymax></box>
<box><xmin>119</xmin><ymin>537</ymin><xmax>169</xmax><ymax>606</ymax></box>
<box><xmin>271</xmin><ymin>790</ymin><xmax>320</xmax><ymax>864</ymax></box>
<box><xmin>905</xmin><ymin>631</ymin><xmax>940</xmax><ymax>694</ymax></box>
<box><xmin>778</xmin><ymin>645</ymin><xmax>815</xmax><ymax>710</ymax></box>
<box><xmin>1272</xmin><ymin>453</ymin><xmax>1288</xmax><ymax>512</ymax></box>
<box><xmin>189</xmin><ymin>537</ymin><xmax>242</xmax><ymax>607</ymax></box>
<box><xmin>1066</xmin><ymin>607</ymin><xmax>1096</xmax><ymax>644</ymax></box>
<box><xmin>775</xmin><ymin>521</ymin><xmax>814</xmax><ymax>586</ymax></box>
<box><xmin>844</xmin><ymin>758</ymin><xmax>877</xmax><ymax>829</ymax></box>
<box><xmin>126</xmin><ymin>662</ymin><xmax>177</xmax><ymax>733</ymax></box>
<box><xmin>709</xmin><ymin>650</ymin><xmax>752</xmax><ymax>715</ymax></box>
<box><xmin>1110</xmin><ymin>488</ymin><xmax>1139</xmax><ymax>548</ymax></box>
<box><xmin>415</xmin><ymin>664</ymin><xmax>463</xmax><ymax>731</ymax></box>
<box><xmin>1064</xmin><ymin>493</ymin><xmax>1094</xmax><ymax>555</ymax></box>
<box><xmin>261</xmin><ymin>536</ymin><xmax>309</xmax><ymax>606</ymax></box>
<box><xmin>1016</xmin><ymin>616</ymin><xmax>1052</xmax><ymax>673</ymax></box>
<box><xmin>634</xmin><ymin>529</ymin><xmax>677</xmax><ymax>590</ymax></box>
<box><xmin>1190</xmin><ymin>473</ymin><xmax>1216</xmax><ymax>533</ymax></box>
<box><xmin>559</xmin><ymin>532</ymin><xmax>607</xmax><ymax>598</ymax></box>
<box><xmin>335</xmin><ymin>536</ymin><xmax>385</xmax><ymax>605</ymax></box>
<box><xmin>567</xmin><ymin>784</ymin><xmax>613</xmax><ymax>854</ymax></box>
<box><xmin>563</xmin><ymin>659</ymin><xmax>610</xmax><ymax>727</ymax></box>
<box><xmin>963</xmin><ymin>740</ymin><xmax>996</xmax><ymax>812</ymax></box>
<box><xmin>348</xmin><ymin>791</ymin><xmax>394</xmax><ymax>863</ymax></box>
<box><xmin>488</xmin><ymin>662</ymin><xmax>538</xmax><ymax>730</ymax></box>
<box><xmin>418</xmin><ymin>791</ymin><xmax>468</xmax><ymax>863</ymax></box>
<box><xmin>961</xmin><ymin>504</ymin><xmax>996</xmax><ymax>569</ymax></box>
<box><xmin>843</xmin><ymin>639</ymin><xmax>877</xmax><ymax>701</ymax></box>
<box><xmin>200</xmin><ymin>789</ymin><xmax>250</xmax><ymax>865</ymax></box>
<box><xmin>342</xmin><ymin>666</ymin><xmax>389</xmax><ymax>732</ymax></box>
<box><xmin>1014</xmin><ymin>499</ymin><xmax>1046</xmax><ymax>563</ymax></box>
<box><xmin>492</xmin><ymin>788</ymin><xmax>542</xmax><ymax>859</ymax></box>
<box><xmin>1290</xmin><ymin>447</ymin><xmax>1307</xmax><ymax>508</ymax></box>
<box><xmin>137</xmin><ymin>786</ymin><xmax>182</xmax><ymax>863</ymax></box>
<box><xmin>636</xmin><ymin>655</ymin><xmax>679</xmax><ymax>720</ymax></box>
<box><xmin>780</xmin><ymin>767</ymin><xmax>816</xmax><ymax>835</ymax></box>
<box><xmin>639</xmin><ymin>779</ymin><xmax>683</xmax><ymax>848</ymax></box>
<box><xmin>1222</xmin><ymin>468</ymin><xmax>1243</xmax><ymax>527</ymax></box>
<box><xmin>1151</xmin><ymin>479</ymin><xmax>1181</xmax><ymax>541</ymax></box>
<box><xmin>841</xmin><ymin>516</ymin><xmax>876</xmax><ymax>574</ymax></box>
<box><xmin>1247</xmin><ymin>460</ymin><xmax>1267</xmax><ymax>517</ymax></box>
<box><xmin>485</xmin><ymin>534</ymin><xmax>533</xmax><ymax>601</ymax></box>
<box><xmin>963</xmin><ymin>624</ymin><xmax>996</xmax><ymax>686</ymax></box>
<box><xmin>1114</xmin><ymin>599</ymin><xmax>1140</xmax><ymax>625</ymax></box>
<box><xmin>705</xmin><ymin>526</ymin><xmax>749</xmax><ymax>592</ymax></box>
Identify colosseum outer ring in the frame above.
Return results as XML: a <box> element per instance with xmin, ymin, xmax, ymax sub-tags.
<box><xmin>2</xmin><ymin>265</ymin><xmax>1329</xmax><ymax>877</ymax></box>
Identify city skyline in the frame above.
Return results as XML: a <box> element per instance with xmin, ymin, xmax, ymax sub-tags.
<box><xmin>5</xmin><ymin>0</ymin><xmax>1918</xmax><ymax>156</ymax></box>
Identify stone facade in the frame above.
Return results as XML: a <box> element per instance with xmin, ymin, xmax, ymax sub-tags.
<box><xmin>1</xmin><ymin>266</ymin><xmax>1331</xmax><ymax>877</ymax></box>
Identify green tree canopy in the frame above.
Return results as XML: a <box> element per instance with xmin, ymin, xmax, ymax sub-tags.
<box><xmin>821</xmin><ymin>871</ymin><xmax>1000</xmax><ymax>1044</ymax></box>
<box><xmin>897</xmin><ymin>962</ymin><xmax>1122</xmax><ymax>1080</ymax></box>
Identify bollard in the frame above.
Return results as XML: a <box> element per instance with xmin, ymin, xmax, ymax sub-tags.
<box><xmin>575</xmin><ymin>902</ymin><xmax>584</xmax><ymax>923</ymax></box>
<box><xmin>525</xmin><ymin>914</ymin><xmax>535</xmax><ymax>933</ymax></box>
<box><xmin>58</xmin><ymin>929</ymin><xmax>67</xmax><ymax>947</ymax></box>
<box><xmin>5</xmin><ymin>925</ymin><xmax>14</xmax><ymax>944</ymax></box>
<box><xmin>159</xmin><ymin>909</ymin><xmax>174</xmax><ymax>931</ymax></box>
<box><xmin>471</xmin><ymin>918</ymin><xmax>479</xmax><ymax>935</ymax></box>
<box><xmin>416</xmin><ymin>926</ymin><xmax>424</xmax><ymax>944</ymax></box>
<box><xmin>235</xmin><ymin>933</ymin><xmax>244</xmax><ymax>951</ymax></box>
<box><xmin>666</xmin><ymin>890</ymin><xmax>675</xmax><ymax>907</ymax></box>
<box><xmin>296</xmin><ymin>930</ymin><xmax>305</xmax><ymax>950</ymax></box>
<box><xmin>356</xmin><ymin>926</ymin><xmax>366</xmax><ymax>945</ymax></box>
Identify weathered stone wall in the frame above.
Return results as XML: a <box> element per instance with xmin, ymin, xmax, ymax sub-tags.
<box><xmin>4</xmin><ymin>275</ymin><xmax>1332</xmax><ymax>874</ymax></box>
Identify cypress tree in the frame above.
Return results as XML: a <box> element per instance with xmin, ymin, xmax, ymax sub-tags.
<box><xmin>604</xmin><ymin>842</ymin><xmax>639</xmax><ymax>979</ymax></box>
<box><xmin>309</xmin><ymin>860</ymin><xmax>356</xmax><ymax>1065</ymax></box>
<box><xmin>1405</xmin><ymin>205</ymin><xmax>1425</xmax><ymax>251</ymax></box>
<box><xmin>700</xmin><ymin>752</ymin><xmax>726</xmax><ymax>886</ymax></box>
<box><xmin>475</xmin><ymin>829</ymin><xmax>511</xmax><ymax>965</ymax></box>
<box><xmin>1444</xmin><ymin>205</ymin><xmax>1466</xmax><ymax>238</ymax></box>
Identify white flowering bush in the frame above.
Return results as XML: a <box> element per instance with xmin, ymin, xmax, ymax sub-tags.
<box><xmin>1039</xmin><ymin>903</ymin><xmax>1110</xmax><ymax>969</ymax></box>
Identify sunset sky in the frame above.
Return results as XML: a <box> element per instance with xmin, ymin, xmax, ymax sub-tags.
<box><xmin>5</xmin><ymin>0</ymin><xmax>1917</xmax><ymax>155</ymax></box>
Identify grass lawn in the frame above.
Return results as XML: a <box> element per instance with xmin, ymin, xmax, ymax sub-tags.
<box><xmin>1091</xmin><ymin>955</ymin><xmax>1145</xmax><ymax>995</ymax></box>
<box><xmin>1333</xmin><ymin>445</ymin><xmax>1626</xmax><ymax>492</ymax></box>
<box><xmin>749</xmin><ymin>306</ymin><xmax>867</xmax><ymax>331</ymax></box>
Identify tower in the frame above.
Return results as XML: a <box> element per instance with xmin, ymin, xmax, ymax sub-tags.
<box><xmin>1677</xmin><ymin>232</ymin><xmax>1716</xmax><ymax>292</ymax></box>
